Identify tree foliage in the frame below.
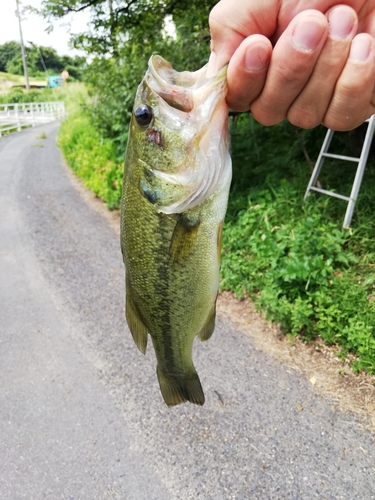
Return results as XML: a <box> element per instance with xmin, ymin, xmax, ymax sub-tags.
<box><xmin>35</xmin><ymin>1</ymin><xmax>218</xmax><ymax>154</ymax></box>
<box><xmin>0</xmin><ymin>41</ymin><xmax>86</xmax><ymax>79</ymax></box>
<box><xmin>0</xmin><ymin>42</ymin><xmax>21</xmax><ymax>73</ymax></box>
<box><xmin>38</xmin><ymin>0</ymin><xmax>217</xmax><ymax>55</ymax></box>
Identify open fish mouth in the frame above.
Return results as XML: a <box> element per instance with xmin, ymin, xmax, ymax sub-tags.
<box><xmin>146</xmin><ymin>55</ymin><xmax>227</xmax><ymax>113</ymax></box>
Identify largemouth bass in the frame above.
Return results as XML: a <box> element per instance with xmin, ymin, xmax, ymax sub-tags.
<box><xmin>120</xmin><ymin>55</ymin><xmax>231</xmax><ymax>406</ymax></box>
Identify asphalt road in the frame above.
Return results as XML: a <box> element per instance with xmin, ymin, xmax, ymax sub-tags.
<box><xmin>1</xmin><ymin>122</ymin><xmax>374</xmax><ymax>500</ymax></box>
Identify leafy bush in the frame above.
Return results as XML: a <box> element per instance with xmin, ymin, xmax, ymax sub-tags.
<box><xmin>0</xmin><ymin>86</ymin><xmax>54</xmax><ymax>104</ymax></box>
<box><xmin>220</xmin><ymin>115</ymin><xmax>375</xmax><ymax>373</ymax></box>
<box><xmin>58</xmin><ymin>113</ymin><xmax>123</xmax><ymax>209</ymax></box>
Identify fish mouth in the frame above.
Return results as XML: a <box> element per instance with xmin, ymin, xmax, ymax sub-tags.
<box><xmin>147</xmin><ymin>55</ymin><xmax>227</xmax><ymax>113</ymax></box>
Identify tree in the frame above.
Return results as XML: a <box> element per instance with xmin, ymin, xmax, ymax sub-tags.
<box><xmin>0</xmin><ymin>41</ymin><xmax>86</xmax><ymax>79</ymax></box>
<box><xmin>0</xmin><ymin>41</ymin><xmax>22</xmax><ymax>72</ymax></box>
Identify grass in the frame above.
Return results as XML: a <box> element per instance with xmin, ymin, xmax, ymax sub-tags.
<box><xmin>0</xmin><ymin>71</ymin><xmax>46</xmax><ymax>94</ymax></box>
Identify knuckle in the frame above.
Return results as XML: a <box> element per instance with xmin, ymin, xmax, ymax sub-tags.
<box><xmin>274</xmin><ymin>59</ymin><xmax>311</xmax><ymax>87</ymax></box>
<box><xmin>250</xmin><ymin>105</ymin><xmax>284</xmax><ymax>126</ymax></box>
<box><xmin>227</xmin><ymin>100</ymin><xmax>250</xmax><ymax>113</ymax></box>
<box><xmin>208</xmin><ymin>3</ymin><xmax>226</xmax><ymax>33</ymax></box>
<box><xmin>288</xmin><ymin>107</ymin><xmax>321</xmax><ymax>129</ymax></box>
<box><xmin>226</xmin><ymin>89</ymin><xmax>252</xmax><ymax>112</ymax></box>
<box><xmin>323</xmin><ymin>113</ymin><xmax>363</xmax><ymax>131</ymax></box>
<box><xmin>324</xmin><ymin>96</ymin><xmax>370</xmax><ymax>131</ymax></box>
<box><xmin>336</xmin><ymin>80</ymin><xmax>365</xmax><ymax>100</ymax></box>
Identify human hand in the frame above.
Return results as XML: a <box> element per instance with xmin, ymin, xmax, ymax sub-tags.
<box><xmin>209</xmin><ymin>1</ymin><xmax>375</xmax><ymax>130</ymax></box>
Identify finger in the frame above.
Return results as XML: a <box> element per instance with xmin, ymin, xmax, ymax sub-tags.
<box><xmin>225</xmin><ymin>35</ymin><xmax>272</xmax><ymax>111</ymax></box>
<box><xmin>287</xmin><ymin>5</ymin><xmax>358</xmax><ymax>129</ymax></box>
<box><xmin>323</xmin><ymin>33</ymin><xmax>375</xmax><ymax>130</ymax></box>
<box><xmin>251</xmin><ymin>10</ymin><xmax>329</xmax><ymax>126</ymax></box>
<box><xmin>208</xmin><ymin>0</ymin><xmax>277</xmax><ymax>72</ymax></box>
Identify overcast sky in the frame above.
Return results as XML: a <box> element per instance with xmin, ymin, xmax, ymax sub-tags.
<box><xmin>0</xmin><ymin>0</ymin><xmax>91</xmax><ymax>55</ymax></box>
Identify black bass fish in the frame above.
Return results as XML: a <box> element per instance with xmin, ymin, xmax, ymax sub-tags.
<box><xmin>120</xmin><ymin>55</ymin><xmax>231</xmax><ymax>406</ymax></box>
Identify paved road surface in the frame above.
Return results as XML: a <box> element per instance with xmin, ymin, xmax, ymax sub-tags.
<box><xmin>0</xmin><ymin>122</ymin><xmax>374</xmax><ymax>499</ymax></box>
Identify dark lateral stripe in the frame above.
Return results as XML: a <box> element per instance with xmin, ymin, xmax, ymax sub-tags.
<box><xmin>155</xmin><ymin>213</ymin><xmax>175</xmax><ymax>367</ymax></box>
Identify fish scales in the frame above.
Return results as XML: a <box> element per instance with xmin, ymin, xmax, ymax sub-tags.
<box><xmin>120</xmin><ymin>55</ymin><xmax>232</xmax><ymax>406</ymax></box>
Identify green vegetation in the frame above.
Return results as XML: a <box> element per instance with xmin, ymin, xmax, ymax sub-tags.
<box><xmin>58</xmin><ymin>113</ymin><xmax>123</xmax><ymax>210</ymax></box>
<box><xmin>0</xmin><ymin>85</ymin><xmax>53</xmax><ymax>103</ymax></box>
<box><xmin>0</xmin><ymin>71</ymin><xmax>43</xmax><ymax>84</ymax></box>
<box><xmin>36</xmin><ymin>0</ymin><xmax>214</xmax><ymax>157</ymax></box>
<box><xmin>221</xmin><ymin>116</ymin><xmax>375</xmax><ymax>373</ymax></box>
<box><xmin>29</xmin><ymin>0</ymin><xmax>375</xmax><ymax>374</ymax></box>
<box><xmin>0</xmin><ymin>71</ymin><xmax>45</xmax><ymax>96</ymax></box>
<box><xmin>0</xmin><ymin>41</ymin><xmax>85</xmax><ymax>80</ymax></box>
<box><xmin>0</xmin><ymin>79</ymin><xmax>86</xmax><ymax>108</ymax></box>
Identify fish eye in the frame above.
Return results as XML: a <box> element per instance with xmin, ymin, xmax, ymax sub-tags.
<box><xmin>134</xmin><ymin>104</ymin><xmax>153</xmax><ymax>127</ymax></box>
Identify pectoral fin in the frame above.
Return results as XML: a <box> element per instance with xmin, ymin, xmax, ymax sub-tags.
<box><xmin>125</xmin><ymin>276</ymin><xmax>148</xmax><ymax>354</ymax></box>
<box><xmin>140</xmin><ymin>178</ymin><xmax>160</xmax><ymax>205</ymax></box>
<box><xmin>169</xmin><ymin>214</ymin><xmax>200</xmax><ymax>264</ymax></box>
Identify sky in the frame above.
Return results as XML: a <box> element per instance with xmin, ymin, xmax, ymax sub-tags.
<box><xmin>0</xmin><ymin>0</ymin><xmax>91</xmax><ymax>55</ymax></box>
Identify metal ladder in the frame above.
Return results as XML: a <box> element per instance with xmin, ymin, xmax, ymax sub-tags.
<box><xmin>304</xmin><ymin>115</ymin><xmax>375</xmax><ymax>227</ymax></box>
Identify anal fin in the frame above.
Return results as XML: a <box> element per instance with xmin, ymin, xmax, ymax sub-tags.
<box><xmin>125</xmin><ymin>277</ymin><xmax>148</xmax><ymax>354</ymax></box>
<box><xmin>156</xmin><ymin>366</ymin><xmax>205</xmax><ymax>407</ymax></box>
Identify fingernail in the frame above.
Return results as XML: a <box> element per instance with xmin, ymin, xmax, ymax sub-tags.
<box><xmin>244</xmin><ymin>43</ymin><xmax>269</xmax><ymax>71</ymax></box>
<box><xmin>292</xmin><ymin>17</ymin><xmax>326</xmax><ymax>52</ymax></box>
<box><xmin>328</xmin><ymin>6</ymin><xmax>356</xmax><ymax>40</ymax></box>
<box><xmin>349</xmin><ymin>35</ymin><xmax>372</xmax><ymax>62</ymax></box>
<box><xmin>206</xmin><ymin>51</ymin><xmax>217</xmax><ymax>77</ymax></box>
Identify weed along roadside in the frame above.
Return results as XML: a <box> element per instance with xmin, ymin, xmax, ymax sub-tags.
<box><xmin>58</xmin><ymin>113</ymin><xmax>123</xmax><ymax>210</ymax></box>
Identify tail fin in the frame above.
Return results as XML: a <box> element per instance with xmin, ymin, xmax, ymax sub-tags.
<box><xmin>156</xmin><ymin>366</ymin><xmax>205</xmax><ymax>407</ymax></box>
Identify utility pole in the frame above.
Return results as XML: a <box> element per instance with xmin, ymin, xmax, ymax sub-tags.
<box><xmin>15</xmin><ymin>0</ymin><xmax>30</xmax><ymax>90</ymax></box>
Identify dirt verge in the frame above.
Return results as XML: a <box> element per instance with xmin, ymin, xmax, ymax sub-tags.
<box><xmin>217</xmin><ymin>292</ymin><xmax>375</xmax><ymax>432</ymax></box>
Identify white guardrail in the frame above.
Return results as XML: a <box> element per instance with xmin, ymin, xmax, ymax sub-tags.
<box><xmin>0</xmin><ymin>101</ymin><xmax>66</xmax><ymax>137</ymax></box>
